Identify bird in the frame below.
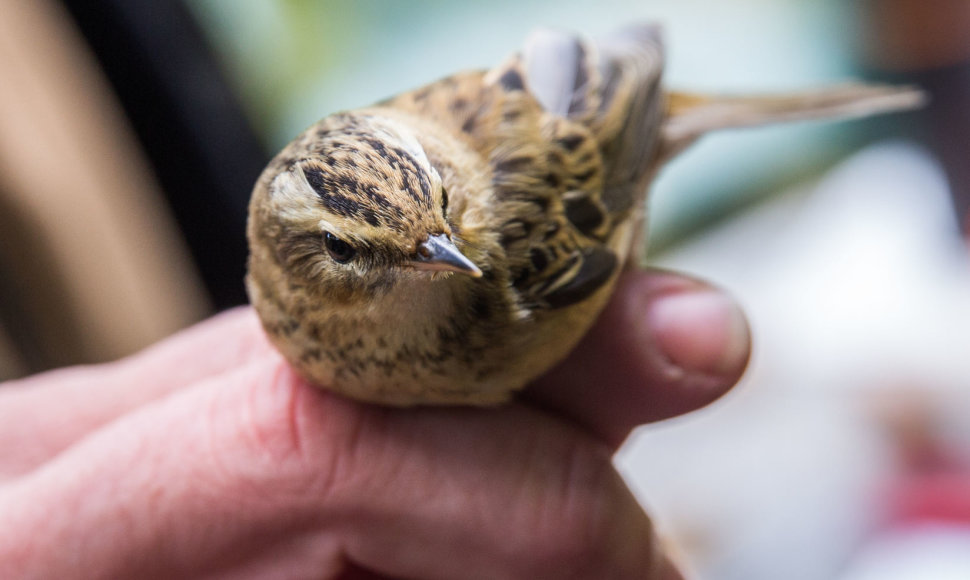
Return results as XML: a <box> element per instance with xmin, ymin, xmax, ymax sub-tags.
<box><xmin>246</xmin><ymin>23</ymin><xmax>922</xmax><ymax>406</ymax></box>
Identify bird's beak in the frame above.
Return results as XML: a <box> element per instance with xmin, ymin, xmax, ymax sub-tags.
<box><xmin>409</xmin><ymin>234</ymin><xmax>482</xmax><ymax>277</ymax></box>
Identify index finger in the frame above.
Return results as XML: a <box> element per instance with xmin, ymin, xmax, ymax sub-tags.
<box><xmin>0</xmin><ymin>307</ymin><xmax>273</xmax><ymax>477</ymax></box>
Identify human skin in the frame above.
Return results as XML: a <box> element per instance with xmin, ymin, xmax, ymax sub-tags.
<box><xmin>0</xmin><ymin>268</ymin><xmax>749</xmax><ymax>579</ymax></box>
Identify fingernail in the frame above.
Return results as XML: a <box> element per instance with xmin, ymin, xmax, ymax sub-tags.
<box><xmin>646</xmin><ymin>288</ymin><xmax>750</xmax><ymax>380</ymax></box>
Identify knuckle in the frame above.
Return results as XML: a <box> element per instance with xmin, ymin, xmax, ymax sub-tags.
<box><xmin>522</xmin><ymin>439</ymin><xmax>645</xmax><ymax>576</ymax></box>
<box><xmin>232</xmin><ymin>362</ymin><xmax>310</xmax><ymax>470</ymax></box>
<box><xmin>222</xmin><ymin>358</ymin><xmax>391</xmax><ymax>511</ymax></box>
<box><xmin>203</xmin><ymin>359</ymin><xmax>346</xmax><ymax>503</ymax></box>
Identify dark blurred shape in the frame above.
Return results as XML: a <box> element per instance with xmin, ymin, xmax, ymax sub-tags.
<box><xmin>858</xmin><ymin>0</ymin><xmax>970</xmax><ymax>238</ymax></box>
<box><xmin>0</xmin><ymin>0</ymin><xmax>210</xmax><ymax>376</ymax></box>
<box><xmin>905</xmin><ymin>64</ymin><xmax>970</xmax><ymax>236</ymax></box>
<box><xmin>58</xmin><ymin>0</ymin><xmax>270</xmax><ymax>309</ymax></box>
<box><xmin>861</xmin><ymin>0</ymin><xmax>970</xmax><ymax>70</ymax></box>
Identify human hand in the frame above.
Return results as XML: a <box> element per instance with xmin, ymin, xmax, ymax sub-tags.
<box><xmin>0</xmin><ymin>268</ymin><xmax>749</xmax><ymax>579</ymax></box>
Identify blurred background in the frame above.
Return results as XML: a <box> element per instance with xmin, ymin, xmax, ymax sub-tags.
<box><xmin>2</xmin><ymin>0</ymin><xmax>969</xmax><ymax>577</ymax></box>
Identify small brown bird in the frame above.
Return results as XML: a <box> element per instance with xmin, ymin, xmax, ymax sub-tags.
<box><xmin>247</xmin><ymin>24</ymin><xmax>921</xmax><ymax>405</ymax></box>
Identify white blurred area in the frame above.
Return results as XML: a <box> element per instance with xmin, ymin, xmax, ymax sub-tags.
<box><xmin>618</xmin><ymin>143</ymin><xmax>970</xmax><ymax>580</ymax></box>
<box><xmin>841</xmin><ymin>525</ymin><xmax>970</xmax><ymax>580</ymax></box>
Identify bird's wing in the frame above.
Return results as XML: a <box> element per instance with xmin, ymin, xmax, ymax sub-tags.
<box><xmin>510</xmin><ymin>23</ymin><xmax>667</xmax><ymax>216</ymax></box>
<box><xmin>468</xmin><ymin>24</ymin><xmax>668</xmax><ymax>309</ymax></box>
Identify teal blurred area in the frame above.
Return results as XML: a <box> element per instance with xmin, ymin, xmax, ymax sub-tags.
<box><xmin>186</xmin><ymin>0</ymin><xmax>869</xmax><ymax>251</ymax></box>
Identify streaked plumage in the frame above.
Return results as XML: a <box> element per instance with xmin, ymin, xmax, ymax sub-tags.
<box><xmin>247</xmin><ymin>24</ymin><xmax>922</xmax><ymax>405</ymax></box>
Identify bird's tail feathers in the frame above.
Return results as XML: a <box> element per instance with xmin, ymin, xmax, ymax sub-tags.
<box><xmin>660</xmin><ymin>84</ymin><xmax>926</xmax><ymax>159</ymax></box>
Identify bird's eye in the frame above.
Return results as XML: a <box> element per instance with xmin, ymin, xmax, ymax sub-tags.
<box><xmin>324</xmin><ymin>232</ymin><xmax>356</xmax><ymax>263</ymax></box>
<box><xmin>440</xmin><ymin>187</ymin><xmax>449</xmax><ymax>216</ymax></box>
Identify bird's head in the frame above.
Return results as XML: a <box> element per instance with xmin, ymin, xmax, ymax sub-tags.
<box><xmin>252</xmin><ymin>113</ymin><xmax>481</xmax><ymax>303</ymax></box>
